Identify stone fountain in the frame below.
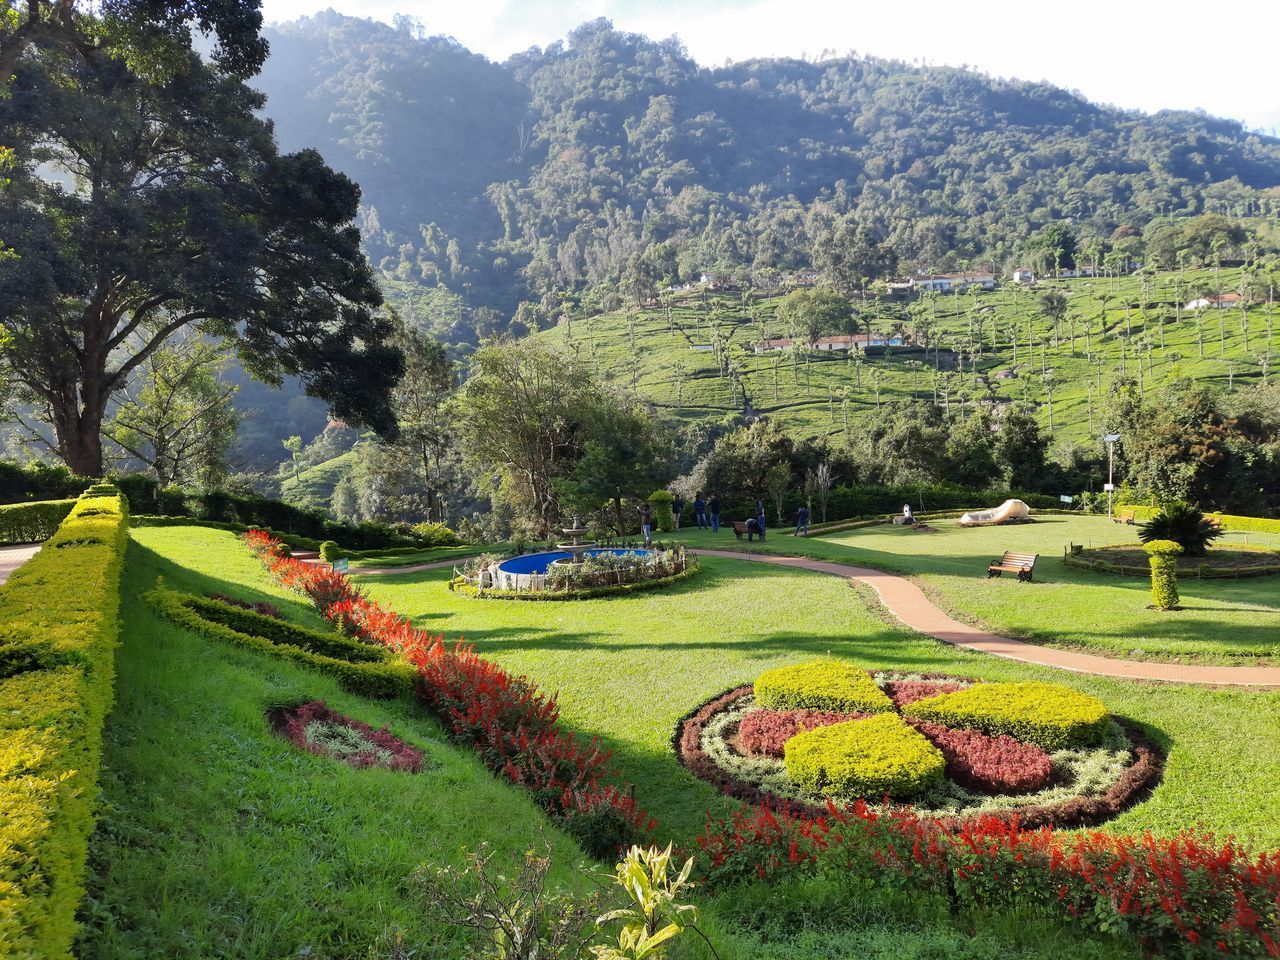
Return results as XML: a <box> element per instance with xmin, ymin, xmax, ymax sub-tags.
<box><xmin>555</xmin><ymin>516</ymin><xmax>596</xmax><ymax>565</ymax></box>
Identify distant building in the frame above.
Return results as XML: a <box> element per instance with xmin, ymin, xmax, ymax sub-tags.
<box><xmin>909</xmin><ymin>272</ymin><xmax>996</xmax><ymax>293</ymax></box>
<box><xmin>754</xmin><ymin>333</ymin><xmax>905</xmax><ymax>354</ymax></box>
<box><xmin>1185</xmin><ymin>293</ymin><xmax>1248</xmax><ymax>310</ymax></box>
<box><xmin>787</xmin><ymin>271</ymin><xmax>820</xmax><ymax>287</ymax></box>
<box><xmin>1011</xmin><ymin>268</ymin><xmax>1035</xmax><ymax>284</ymax></box>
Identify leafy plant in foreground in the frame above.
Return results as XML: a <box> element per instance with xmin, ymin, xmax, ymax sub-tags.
<box><xmin>592</xmin><ymin>844</ymin><xmax>711</xmax><ymax>960</ymax></box>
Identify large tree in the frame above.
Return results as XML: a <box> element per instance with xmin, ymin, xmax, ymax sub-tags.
<box><xmin>0</xmin><ymin>37</ymin><xmax>402</xmax><ymax>475</ymax></box>
<box><xmin>775</xmin><ymin>286</ymin><xmax>854</xmax><ymax>348</ymax></box>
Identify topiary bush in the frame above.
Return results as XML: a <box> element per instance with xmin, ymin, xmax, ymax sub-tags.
<box><xmin>1138</xmin><ymin>502</ymin><xmax>1222</xmax><ymax>557</ymax></box>
<box><xmin>0</xmin><ymin>499</ymin><xmax>76</xmax><ymax>544</ymax></box>
<box><xmin>1143</xmin><ymin>539</ymin><xmax>1183</xmax><ymax>610</ymax></box>
<box><xmin>754</xmin><ymin>660</ymin><xmax>894</xmax><ymax>714</ymax></box>
<box><xmin>319</xmin><ymin>540</ymin><xmax>341</xmax><ymax>562</ymax></box>
<box><xmin>904</xmin><ymin>681</ymin><xmax>1110</xmax><ymax>750</ymax></box>
<box><xmin>647</xmin><ymin>490</ymin><xmax>675</xmax><ymax>532</ymax></box>
<box><xmin>783</xmin><ymin>714</ymin><xmax>945</xmax><ymax>800</ymax></box>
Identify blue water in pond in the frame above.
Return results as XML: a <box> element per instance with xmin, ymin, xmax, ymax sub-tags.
<box><xmin>497</xmin><ymin>548</ymin><xmax>653</xmax><ymax>576</ymax></box>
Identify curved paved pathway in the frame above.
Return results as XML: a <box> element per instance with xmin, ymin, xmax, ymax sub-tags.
<box><xmin>0</xmin><ymin>544</ymin><xmax>41</xmax><ymax>586</ymax></box>
<box><xmin>692</xmin><ymin>548</ymin><xmax>1280</xmax><ymax>689</ymax></box>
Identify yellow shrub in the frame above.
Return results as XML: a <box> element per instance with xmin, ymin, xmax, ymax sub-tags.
<box><xmin>0</xmin><ymin>488</ymin><xmax>128</xmax><ymax>958</ymax></box>
<box><xmin>784</xmin><ymin>714</ymin><xmax>945</xmax><ymax>800</ymax></box>
<box><xmin>754</xmin><ymin>660</ymin><xmax>893</xmax><ymax>713</ymax></box>
<box><xmin>904</xmin><ymin>681</ymin><xmax>1110</xmax><ymax>750</ymax></box>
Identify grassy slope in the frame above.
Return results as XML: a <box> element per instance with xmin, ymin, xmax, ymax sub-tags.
<box><xmin>538</xmin><ymin>268</ymin><xmax>1280</xmax><ymax>446</ymax></box>
<box><xmin>81</xmin><ymin>527</ymin><xmax>593</xmax><ymax>960</ymax></box>
<box><xmin>670</xmin><ymin>516</ymin><xmax>1280</xmax><ymax>664</ymax></box>
<box><xmin>81</xmin><ymin>525</ymin><xmax>1143</xmax><ymax>959</ymax></box>
<box><xmin>279</xmin><ymin>448</ymin><xmax>357</xmax><ymax>508</ymax></box>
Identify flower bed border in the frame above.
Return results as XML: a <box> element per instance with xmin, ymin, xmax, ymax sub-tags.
<box><xmin>268</xmin><ymin>700</ymin><xmax>427</xmax><ymax>772</ymax></box>
<box><xmin>450</xmin><ymin>562</ymin><xmax>701</xmax><ymax>601</ymax></box>
<box><xmin>673</xmin><ymin>682</ymin><xmax>1163</xmax><ymax>831</ymax></box>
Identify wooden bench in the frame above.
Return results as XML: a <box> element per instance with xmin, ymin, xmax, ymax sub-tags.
<box><xmin>1112</xmin><ymin>509</ymin><xmax>1136</xmax><ymax>525</ymax></box>
<box><xmin>987</xmin><ymin>550</ymin><xmax>1038</xmax><ymax>582</ymax></box>
<box><xmin>731</xmin><ymin>520</ymin><xmax>765</xmax><ymax>541</ymax></box>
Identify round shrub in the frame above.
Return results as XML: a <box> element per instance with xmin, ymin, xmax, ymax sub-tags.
<box><xmin>783</xmin><ymin>714</ymin><xmax>945</xmax><ymax>801</ymax></box>
<box><xmin>1143</xmin><ymin>539</ymin><xmax>1183</xmax><ymax>610</ymax></box>
<box><xmin>318</xmin><ymin>540</ymin><xmax>341</xmax><ymax>563</ymax></box>
<box><xmin>754</xmin><ymin>660</ymin><xmax>894</xmax><ymax>714</ymax></box>
<box><xmin>647</xmin><ymin>490</ymin><xmax>675</xmax><ymax>532</ymax></box>
<box><xmin>904</xmin><ymin>682</ymin><xmax>1110</xmax><ymax>750</ymax></box>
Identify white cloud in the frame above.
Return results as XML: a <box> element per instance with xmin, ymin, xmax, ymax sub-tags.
<box><xmin>259</xmin><ymin>0</ymin><xmax>1280</xmax><ymax>131</ymax></box>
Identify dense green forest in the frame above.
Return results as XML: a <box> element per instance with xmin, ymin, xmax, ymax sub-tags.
<box><xmin>256</xmin><ymin>13</ymin><xmax>1280</xmax><ymax>345</ymax></box>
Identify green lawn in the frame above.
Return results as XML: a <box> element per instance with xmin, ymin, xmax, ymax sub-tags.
<box><xmin>670</xmin><ymin>515</ymin><xmax>1280</xmax><ymax>664</ymax></box>
<box><xmin>83</xmin><ymin>525</ymin><xmax>1279</xmax><ymax>958</ymax></box>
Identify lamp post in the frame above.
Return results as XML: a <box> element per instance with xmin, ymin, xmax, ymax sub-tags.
<box><xmin>1103</xmin><ymin>433</ymin><xmax>1121</xmax><ymax>519</ymax></box>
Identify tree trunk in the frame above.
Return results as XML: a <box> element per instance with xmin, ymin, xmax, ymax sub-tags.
<box><xmin>52</xmin><ymin>397</ymin><xmax>106</xmax><ymax>477</ymax></box>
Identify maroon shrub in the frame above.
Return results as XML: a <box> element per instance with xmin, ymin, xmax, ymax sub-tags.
<box><xmin>736</xmin><ymin>708</ymin><xmax>867</xmax><ymax>757</ymax></box>
<box><xmin>883</xmin><ymin>681</ymin><xmax>966</xmax><ymax>709</ymax></box>
<box><xmin>912</xmin><ymin>721</ymin><xmax>1053</xmax><ymax>794</ymax></box>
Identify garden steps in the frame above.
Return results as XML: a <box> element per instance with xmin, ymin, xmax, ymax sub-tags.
<box><xmin>690</xmin><ymin>549</ymin><xmax>1280</xmax><ymax>689</ymax></box>
<box><xmin>0</xmin><ymin>543</ymin><xmax>40</xmax><ymax>585</ymax></box>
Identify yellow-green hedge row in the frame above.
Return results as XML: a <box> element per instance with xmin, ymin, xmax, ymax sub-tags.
<box><xmin>1120</xmin><ymin>504</ymin><xmax>1280</xmax><ymax>534</ymax></box>
<box><xmin>146</xmin><ymin>587</ymin><xmax>417</xmax><ymax>700</ymax></box>
<box><xmin>784</xmin><ymin>714</ymin><xmax>945</xmax><ymax>800</ymax></box>
<box><xmin>905</xmin><ymin>682</ymin><xmax>1110</xmax><ymax>751</ymax></box>
<box><xmin>755</xmin><ymin>660</ymin><xmax>894</xmax><ymax>714</ymax></box>
<box><xmin>0</xmin><ymin>489</ymin><xmax>129</xmax><ymax>958</ymax></box>
<box><xmin>0</xmin><ymin>500</ymin><xmax>76</xmax><ymax>546</ymax></box>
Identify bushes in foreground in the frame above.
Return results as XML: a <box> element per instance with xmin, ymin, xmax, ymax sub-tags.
<box><xmin>783</xmin><ymin>714</ymin><xmax>946</xmax><ymax>801</ymax></box>
<box><xmin>697</xmin><ymin>801</ymin><xmax>1280</xmax><ymax>959</ymax></box>
<box><xmin>0</xmin><ymin>489</ymin><xmax>128</xmax><ymax>957</ymax></box>
<box><xmin>0</xmin><ymin>498</ymin><xmax>76</xmax><ymax>544</ymax></box>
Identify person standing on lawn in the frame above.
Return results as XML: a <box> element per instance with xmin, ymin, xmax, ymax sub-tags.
<box><xmin>794</xmin><ymin>503</ymin><xmax>810</xmax><ymax>537</ymax></box>
<box><xmin>672</xmin><ymin>494</ymin><xmax>684</xmax><ymax>530</ymax></box>
<box><xmin>693</xmin><ymin>492</ymin><xmax>707</xmax><ymax>529</ymax></box>
<box><xmin>708</xmin><ymin>494</ymin><xmax>721</xmax><ymax>533</ymax></box>
<box><xmin>640</xmin><ymin>502</ymin><xmax>654</xmax><ymax>546</ymax></box>
<box><xmin>755</xmin><ymin>499</ymin><xmax>767</xmax><ymax>541</ymax></box>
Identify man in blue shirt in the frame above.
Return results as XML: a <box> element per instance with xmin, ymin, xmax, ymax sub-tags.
<box><xmin>794</xmin><ymin>504</ymin><xmax>810</xmax><ymax>537</ymax></box>
<box><xmin>693</xmin><ymin>492</ymin><xmax>707</xmax><ymax>529</ymax></box>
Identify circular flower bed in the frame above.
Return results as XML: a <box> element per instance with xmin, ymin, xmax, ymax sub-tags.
<box><xmin>675</xmin><ymin>663</ymin><xmax>1161</xmax><ymax>829</ymax></box>
<box><xmin>270</xmin><ymin>700</ymin><xmax>429</xmax><ymax>772</ymax></box>
<box><xmin>452</xmin><ymin>547</ymin><xmax>698</xmax><ymax>600</ymax></box>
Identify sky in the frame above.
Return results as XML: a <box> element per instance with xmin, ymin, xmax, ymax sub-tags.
<box><xmin>258</xmin><ymin>0</ymin><xmax>1280</xmax><ymax>134</ymax></box>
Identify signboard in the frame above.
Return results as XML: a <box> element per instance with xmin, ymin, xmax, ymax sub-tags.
<box><xmin>332</xmin><ymin>558</ymin><xmax>349</xmax><ymax>573</ymax></box>
<box><xmin>1059</xmin><ymin>495</ymin><xmax>1074</xmax><ymax>504</ymax></box>
<box><xmin>1103</xmin><ymin>483</ymin><xmax>1116</xmax><ymax>492</ymax></box>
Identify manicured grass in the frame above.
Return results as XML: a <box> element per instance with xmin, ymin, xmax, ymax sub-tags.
<box><xmin>348</xmin><ymin>532</ymin><xmax>1280</xmax><ymax>849</ymax></box>
<box><xmin>673</xmin><ymin>516</ymin><xmax>1280</xmax><ymax>664</ymax></box>
<box><xmin>80</xmin><ymin>528</ymin><xmax>593</xmax><ymax>959</ymax></box>
<box><xmin>81</xmin><ymin>525</ymin><xmax>1150</xmax><ymax>958</ymax></box>
<box><xmin>348</xmin><ymin>544</ymin><xmax>492</xmax><ymax>568</ymax></box>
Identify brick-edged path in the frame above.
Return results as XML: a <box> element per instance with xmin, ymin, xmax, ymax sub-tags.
<box><xmin>694</xmin><ymin>548</ymin><xmax>1280</xmax><ymax>688</ymax></box>
<box><xmin>0</xmin><ymin>544</ymin><xmax>40</xmax><ymax>585</ymax></box>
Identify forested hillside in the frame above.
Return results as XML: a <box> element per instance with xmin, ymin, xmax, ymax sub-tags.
<box><xmin>256</xmin><ymin>13</ymin><xmax>1280</xmax><ymax>344</ymax></box>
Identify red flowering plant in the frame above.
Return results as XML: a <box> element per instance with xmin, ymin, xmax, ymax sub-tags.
<box><xmin>240</xmin><ymin>529</ymin><xmax>654</xmax><ymax>858</ymax></box>
<box><xmin>696</xmin><ymin>800</ymin><xmax>1280</xmax><ymax>958</ymax></box>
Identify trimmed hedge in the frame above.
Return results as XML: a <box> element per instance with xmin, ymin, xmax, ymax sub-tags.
<box><xmin>754</xmin><ymin>660</ymin><xmax>894</xmax><ymax>713</ymax></box>
<box><xmin>0</xmin><ymin>461</ymin><xmax>90</xmax><ymax>505</ymax></box>
<box><xmin>0</xmin><ymin>488</ymin><xmax>128</xmax><ymax>957</ymax></box>
<box><xmin>0</xmin><ymin>499</ymin><xmax>76</xmax><ymax>545</ymax></box>
<box><xmin>146</xmin><ymin>588</ymin><xmax>417</xmax><ymax>700</ymax></box>
<box><xmin>905</xmin><ymin>682</ymin><xmax>1110</xmax><ymax>751</ymax></box>
<box><xmin>1119</xmin><ymin>504</ymin><xmax>1280</xmax><ymax>535</ymax></box>
<box><xmin>784</xmin><ymin>714</ymin><xmax>945</xmax><ymax>800</ymax></box>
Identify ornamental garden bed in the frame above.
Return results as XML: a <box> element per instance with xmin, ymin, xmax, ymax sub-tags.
<box><xmin>675</xmin><ymin>662</ymin><xmax>1161</xmax><ymax>830</ymax></box>
<box><xmin>450</xmin><ymin>548</ymin><xmax>699</xmax><ymax>600</ymax></box>
<box><xmin>1065</xmin><ymin>543</ymin><xmax>1280</xmax><ymax>578</ymax></box>
<box><xmin>269</xmin><ymin>700</ymin><xmax>429</xmax><ymax>772</ymax></box>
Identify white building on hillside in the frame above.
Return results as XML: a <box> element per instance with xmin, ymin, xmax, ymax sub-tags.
<box><xmin>909</xmin><ymin>272</ymin><xmax>996</xmax><ymax>293</ymax></box>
